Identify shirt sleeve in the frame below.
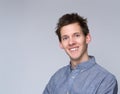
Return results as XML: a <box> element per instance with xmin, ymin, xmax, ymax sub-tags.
<box><xmin>43</xmin><ymin>83</ymin><xmax>50</xmax><ymax>94</ymax></box>
<box><xmin>42</xmin><ymin>72</ymin><xmax>58</xmax><ymax>94</ymax></box>
<box><xmin>43</xmin><ymin>76</ymin><xmax>54</xmax><ymax>94</ymax></box>
<box><xmin>96</xmin><ymin>74</ymin><xmax>118</xmax><ymax>94</ymax></box>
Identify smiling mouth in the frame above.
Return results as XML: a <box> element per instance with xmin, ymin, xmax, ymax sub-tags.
<box><xmin>69</xmin><ymin>47</ymin><xmax>79</xmax><ymax>51</ymax></box>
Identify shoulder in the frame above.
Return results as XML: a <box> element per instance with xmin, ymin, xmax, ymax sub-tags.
<box><xmin>93</xmin><ymin>64</ymin><xmax>118</xmax><ymax>93</ymax></box>
<box><xmin>43</xmin><ymin>65</ymin><xmax>69</xmax><ymax>93</ymax></box>
<box><xmin>93</xmin><ymin>63</ymin><xmax>117</xmax><ymax>80</ymax></box>
<box><xmin>48</xmin><ymin>65</ymin><xmax>69</xmax><ymax>83</ymax></box>
<box><xmin>51</xmin><ymin>65</ymin><xmax>69</xmax><ymax>79</ymax></box>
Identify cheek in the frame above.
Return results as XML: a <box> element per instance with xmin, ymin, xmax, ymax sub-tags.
<box><xmin>59</xmin><ymin>42</ymin><xmax>67</xmax><ymax>49</ymax></box>
<box><xmin>77</xmin><ymin>38</ymin><xmax>86</xmax><ymax>45</ymax></box>
<box><xmin>79</xmin><ymin>40</ymin><xmax>88</xmax><ymax>48</ymax></box>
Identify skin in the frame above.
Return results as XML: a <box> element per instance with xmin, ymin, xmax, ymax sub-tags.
<box><xmin>59</xmin><ymin>23</ymin><xmax>91</xmax><ymax>68</ymax></box>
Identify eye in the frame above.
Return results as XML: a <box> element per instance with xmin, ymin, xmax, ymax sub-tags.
<box><xmin>62</xmin><ymin>36</ymin><xmax>69</xmax><ymax>41</ymax></box>
<box><xmin>75</xmin><ymin>33</ymin><xmax>80</xmax><ymax>37</ymax></box>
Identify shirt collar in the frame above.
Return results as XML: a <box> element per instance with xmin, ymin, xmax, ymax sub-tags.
<box><xmin>69</xmin><ymin>56</ymin><xmax>96</xmax><ymax>72</ymax></box>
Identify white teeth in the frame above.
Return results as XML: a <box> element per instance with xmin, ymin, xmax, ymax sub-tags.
<box><xmin>70</xmin><ymin>48</ymin><xmax>78</xmax><ymax>51</ymax></box>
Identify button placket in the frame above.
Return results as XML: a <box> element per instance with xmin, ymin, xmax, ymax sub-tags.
<box><xmin>67</xmin><ymin>69</ymin><xmax>80</xmax><ymax>93</ymax></box>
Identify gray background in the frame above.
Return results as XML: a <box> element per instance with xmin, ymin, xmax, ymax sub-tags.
<box><xmin>0</xmin><ymin>0</ymin><xmax>119</xmax><ymax>94</ymax></box>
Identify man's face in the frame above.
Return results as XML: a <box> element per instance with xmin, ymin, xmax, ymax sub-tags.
<box><xmin>59</xmin><ymin>23</ymin><xmax>91</xmax><ymax>62</ymax></box>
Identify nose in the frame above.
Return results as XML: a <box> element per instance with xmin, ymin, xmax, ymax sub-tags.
<box><xmin>68</xmin><ymin>37</ymin><xmax>76</xmax><ymax>46</ymax></box>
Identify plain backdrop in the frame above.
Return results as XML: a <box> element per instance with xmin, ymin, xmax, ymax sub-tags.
<box><xmin>0</xmin><ymin>0</ymin><xmax>119</xmax><ymax>94</ymax></box>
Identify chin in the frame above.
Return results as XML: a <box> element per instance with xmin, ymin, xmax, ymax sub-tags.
<box><xmin>70</xmin><ymin>56</ymin><xmax>80</xmax><ymax>61</ymax></box>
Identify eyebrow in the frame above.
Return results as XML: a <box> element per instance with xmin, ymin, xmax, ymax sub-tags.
<box><xmin>61</xmin><ymin>35</ymin><xmax>68</xmax><ymax>38</ymax></box>
<box><xmin>61</xmin><ymin>32</ymin><xmax>81</xmax><ymax>37</ymax></box>
<box><xmin>74</xmin><ymin>32</ymin><xmax>81</xmax><ymax>34</ymax></box>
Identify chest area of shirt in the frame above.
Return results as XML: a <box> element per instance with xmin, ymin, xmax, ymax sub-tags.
<box><xmin>53</xmin><ymin>69</ymin><xmax>102</xmax><ymax>94</ymax></box>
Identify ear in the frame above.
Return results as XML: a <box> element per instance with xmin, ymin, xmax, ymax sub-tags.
<box><xmin>59</xmin><ymin>42</ymin><xmax>64</xmax><ymax>49</ymax></box>
<box><xmin>86</xmin><ymin>33</ymin><xmax>91</xmax><ymax>44</ymax></box>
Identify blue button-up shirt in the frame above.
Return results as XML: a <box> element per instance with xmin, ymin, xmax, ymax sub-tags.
<box><xmin>43</xmin><ymin>56</ymin><xmax>118</xmax><ymax>94</ymax></box>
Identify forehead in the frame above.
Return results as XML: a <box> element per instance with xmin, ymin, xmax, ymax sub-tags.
<box><xmin>60</xmin><ymin>23</ymin><xmax>83</xmax><ymax>36</ymax></box>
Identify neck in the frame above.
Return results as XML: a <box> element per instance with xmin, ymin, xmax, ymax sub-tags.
<box><xmin>70</xmin><ymin>55</ymin><xmax>89</xmax><ymax>68</ymax></box>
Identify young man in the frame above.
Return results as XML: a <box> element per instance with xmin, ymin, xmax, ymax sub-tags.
<box><xmin>43</xmin><ymin>13</ymin><xmax>118</xmax><ymax>94</ymax></box>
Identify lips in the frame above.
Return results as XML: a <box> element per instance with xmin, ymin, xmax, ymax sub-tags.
<box><xmin>69</xmin><ymin>47</ymin><xmax>79</xmax><ymax>51</ymax></box>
